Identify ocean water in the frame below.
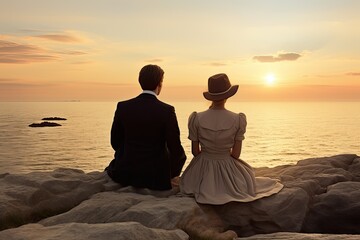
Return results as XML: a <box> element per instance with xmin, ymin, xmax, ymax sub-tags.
<box><xmin>0</xmin><ymin>101</ymin><xmax>359</xmax><ymax>174</ymax></box>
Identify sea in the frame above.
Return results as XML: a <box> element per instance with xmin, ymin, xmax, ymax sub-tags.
<box><xmin>0</xmin><ymin>101</ymin><xmax>359</xmax><ymax>174</ymax></box>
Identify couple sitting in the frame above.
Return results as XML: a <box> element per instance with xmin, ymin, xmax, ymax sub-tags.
<box><xmin>106</xmin><ymin>64</ymin><xmax>283</xmax><ymax>205</ymax></box>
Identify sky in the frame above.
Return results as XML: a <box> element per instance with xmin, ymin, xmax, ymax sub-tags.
<box><xmin>1</xmin><ymin>0</ymin><xmax>360</xmax><ymax>101</ymax></box>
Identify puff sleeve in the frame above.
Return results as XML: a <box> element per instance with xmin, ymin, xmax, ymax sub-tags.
<box><xmin>188</xmin><ymin>111</ymin><xmax>198</xmax><ymax>141</ymax></box>
<box><xmin>235</xmin><ymin>113</ymin><xmax>247</xmax><ymax>141</ymax></box>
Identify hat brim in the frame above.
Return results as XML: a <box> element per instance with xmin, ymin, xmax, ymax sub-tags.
<box><xmin>203</xmin><ymin>85</ymin><xmax>239</xmax><ymax>101</ymax></box>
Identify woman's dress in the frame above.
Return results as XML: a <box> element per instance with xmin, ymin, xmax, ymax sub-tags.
<box><xmin>180</xmin><ymin>109</ymin><xmax>283</xmax><ymax>205</ymax></box>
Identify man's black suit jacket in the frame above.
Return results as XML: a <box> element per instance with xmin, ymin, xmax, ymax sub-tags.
<box><xmin>106</xmin><ymin>93</ymin><xmax>186</xmax><ymax>190</ymax></box>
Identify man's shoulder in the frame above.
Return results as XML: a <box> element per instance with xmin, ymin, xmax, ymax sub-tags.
<box><xmin>155</xmin><ymin>99</ymin><xmax>174</xmax><ymax>110</ymax></box>
<box><xmin>116</xmin><ymin>97</ymin><xmax>137</xmax><ymax>106</ymax></box>
<box><xmin>116</xmin><ymin>96</ymin><xmax>174</xmax><ymax>111</ymax></box>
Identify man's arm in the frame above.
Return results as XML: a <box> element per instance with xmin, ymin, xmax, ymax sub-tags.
<box><xmin>110</xmin><ymin>103</ymin><xmax>124</xmax><ymax>152</ymax></box>
<box><xmin>166</xmin><ymin>106</ymin><xmax>186</xmax><ymax>178</ymax></box>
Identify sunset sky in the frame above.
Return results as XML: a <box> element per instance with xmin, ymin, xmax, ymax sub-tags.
<box><xmin>1</xmin><ymin>0</ymin><xmax>360</xmax><ymax>101</ymax></box>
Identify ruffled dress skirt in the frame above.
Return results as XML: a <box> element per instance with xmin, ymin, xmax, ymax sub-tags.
<box><xmin>180</xmin><ymin>152</ymin><xmax>283</xmax><ymax>205</ymax></box>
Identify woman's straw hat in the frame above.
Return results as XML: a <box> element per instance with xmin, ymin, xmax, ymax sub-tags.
<box><xmin>203</xmin><ymin>73</ymin><xmax>239</xmax><ymax>101</ymax></box>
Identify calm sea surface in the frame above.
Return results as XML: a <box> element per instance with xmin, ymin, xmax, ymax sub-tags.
<box><xmin>0</xmin><ymin>101</ymin><xmax>359</xmax><ymax>174</ymax></box>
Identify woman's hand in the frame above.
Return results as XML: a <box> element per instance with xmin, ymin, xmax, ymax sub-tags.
<box><xmin>171</xmin><ymin>176</ymin><xmax>180</xmax><ymax>188</ymax></box>
<box><xmin>231</xmin><ymin>140</ymin><xmax>243</xmax><ymax>159</ymax></box>
<box><xmin>191</xmin><ymin>141</ymin><xmax>201</xmax><ymax>157</ymax></box>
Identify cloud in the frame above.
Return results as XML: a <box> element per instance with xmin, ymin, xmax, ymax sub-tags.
<box><xmin>206</xmin><ymin>62</ymin><xmax>227</xmax><ymax>67</ymax></box>
<box><xmin>145</xmin><ymin>58</ymin><xmax>163</xmax><ymax>63</ymax></box>
<box><xmin>0</xmin><ymin>78</ymin><xmax>56</xmax><ymax>87</ymax></box>
<box><xmin>0</xmin><ymin>40</ymin><xmax>58</xmax><ymax>63</ymax></box>
<box><xmin>0</xmin><ymin>37</ymin><xmax>88</xmax><ymax>64</ymax></box>
<box><xmin>347</xmin><ymin>72</ymin><xmax>360</xmax><ymax>76</ymax></box>
<box><xmin>0</xmin><ymin>78</ymin><xmax>15</xmax><ymax>82</ymax></box>
<box><xmin>32</xmin><ymin>34</ymin><xmax>81</xmax><ymax>43</ymax></box>
<box><xmin>57</xmin><ymin>50</ymin><xmax>87</xmax><ymax>55</ymax></box>
<box><xmin>253</xmin><ymin>52</ymin><xmax>301</xmax><ymax>63</ymax></box>
<box><xmin>71</xmin><ymin>61</ymin><xmax>92</xmax><ymax>65</ymax></box>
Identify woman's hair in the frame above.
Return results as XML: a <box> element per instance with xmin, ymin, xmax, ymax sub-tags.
<box><xmin>138</xmin><ymin>65</ymin><xmax>164</xmax><ymax>90</ymax></box>
<box><xmin>209</xmin><ymin>99</ymin><xmax>227</xmax><ymax>108</ymax></box>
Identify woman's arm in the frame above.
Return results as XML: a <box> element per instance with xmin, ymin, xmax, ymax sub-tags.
<box><xmin>191</xmin><ymin>141</ymin><xmax>201</xmax><ymax>157</ymax></box>
<box><xmin>231</xmin><ymin>140</ymin><xmax>243</xmax><ymax>159</ymax></box>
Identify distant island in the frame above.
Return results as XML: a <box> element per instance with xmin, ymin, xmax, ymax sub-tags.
<box><xmin>29</xmin><ymin>117</ymin><xmax>66</xmax><ymax>127</ymax></box>
<box><xmin>29</xmin><ymin>121</ymin><xmax>62</xmax><ymax>127</ymax></box>
<box><xmin>42</xmin><ymin>117</ymin><xmax>67</xmax><ymax>121</ymax></box>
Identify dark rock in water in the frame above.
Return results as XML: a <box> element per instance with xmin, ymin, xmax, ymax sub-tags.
<box><xmin>41</xmin><ymin>117</ymin><xmax>67</xmax><ymax>121</ymax></box>
<box><xmin>29</xmin><ymin>122</ymin><xmax>62</xmax><ymax>127</ymax></box>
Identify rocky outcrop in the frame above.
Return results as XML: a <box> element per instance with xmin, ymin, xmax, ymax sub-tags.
<box><xmin>0</xmin><ymin>169</ymin><xmax>118</xmax><ymax>230</ymax></box>
<box><xmin>41</xmin><ymin>117</ymin><xmax>67</xmax><ymax>121</ymax></box>
<box><xmin>0</xmin><ymin>154</ymin><xmax>359</xmax><ymax>240</ymax></box>
<box><xmin>28</xmin><ymin>121</ymin><xmax>61</xmax><ymax>127</ymax></box>
<box><xmin>29</xmin><ymin>117</ymin><xmax>66</xmax><ymax>127</ymax></box>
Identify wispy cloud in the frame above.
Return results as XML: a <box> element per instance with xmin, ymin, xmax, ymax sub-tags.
<box><xmin>86</xmin><ymin>81</ymin><xmax>133</xmax><ymax>86</ymax></box>
<box><xmin>205</xmin><ymin>62</ymin><xmax>227</xmax><ymax>67</ymax></box>
<box><xmin>57</xmin><ymin>50</ymin><xmax>87</xmax><ymax>55</ymax></box>
<box><xmin>0</xmin><ymin>32</ymin><xmax>89</xmax><ymax>64</ymax></box>
<box><xmin>0</xmin><ymin>78</ymin><xmax>15</xmax><ymax>82</ymax></box>
<box><xmin>253</xmin><ymin>52</ymin><xmax>301</xmax><ymax>63</ymax></box>
<box><xmin>0</xmin><ymin>40</ymin><xmax>58</xmax><ymax>64</ymax></box>
<box><xmin>32</xmin><ymin>34</ymin><xmax>81</xmax><ymax>43</ymax></box>
<box><xmin>347</xmin><ymin>72</ymin><xmax>360</xmax><ymax>76</ymax></box>
<box><xmin>71</xmin><ymin>61</ymin><xmax>92</xmax><ymax>65</ymax></box>
<box><xmin>145</xmin><ymin>58</ymin><xmax>163</xmax><ymax>63</ymax></box>
<box><xmin>0</xmin><ymin>78</ymin><xmax>56</xmax><ymax>87</ymax></box>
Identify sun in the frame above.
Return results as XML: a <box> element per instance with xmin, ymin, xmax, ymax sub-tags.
<box><xmin>264</xmin><ymin>73</ymin><xmax>276</xmax><ymax>86</ymax></box>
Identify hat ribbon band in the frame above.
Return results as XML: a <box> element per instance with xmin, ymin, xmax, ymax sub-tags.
<box><xmin>208</xmin><ymin>86</ymin><xmax>232</xmax><ymax>96</ymax></box>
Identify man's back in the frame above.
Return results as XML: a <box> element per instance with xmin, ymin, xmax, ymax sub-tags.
<box><xmin>107</xmin><ymin>93</ymin><xmax>186</xmax><ymax>190</ymax></box>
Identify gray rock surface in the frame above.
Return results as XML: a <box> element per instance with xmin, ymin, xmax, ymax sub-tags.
<box><xmin>0</xmin><ymin>222</ymin><xmax>189</xmax><ymax>240</ymax></box>
<box><xmin>40</xmin><ymin>190</ymin><xmax>198</xmax><ymax>230</ymax></box>
<box><xmin>1</xmin><ymin>154</ymin><xmax>360</xmax><ymax>240</ymax></box>
<box><xmin>237</xmin><ymin>232</ymin><xmax>360</xmax><ymax>239</ymax></box>
<box><xmin>0</xmin><ymin>168</ymin><xmax>118</xmax><ymax>230</ymax></box>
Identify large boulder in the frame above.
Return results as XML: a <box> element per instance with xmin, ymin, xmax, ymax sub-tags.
<box><xmin>303</xmin><ymin>181</ymin><xmax>360</xmax><ymax>233</ymax></box>
<box><xmin>40</xmin><ymin>190</ymin><xmax>198</xmax><ymax>230</ymax></box>
<box><xmin>0</xmin><ymin>168</ymin><xmax>119</xmax><ymax>230</ymax></box>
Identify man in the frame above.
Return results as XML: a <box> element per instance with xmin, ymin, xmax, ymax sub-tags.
<box><xmin>106</xmin><ymin>64</ymin><xmax>186</xmax><ymax>190</ymax></box>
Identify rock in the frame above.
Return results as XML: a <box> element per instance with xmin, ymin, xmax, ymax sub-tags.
<box><xmin>237</xmin><ymin>232</ymin><xmax>360</xmax><ymax>239</ymax></box>
<box><xmin>40</xmin><ymin>190</ymin><xmax>198</xmax><ymax>230</ymax></box>
<box><xmin>303</xmin><ymin>181</ymin><xmax>360</xmax><ymax>234</ymax></box>
<box><xmin>212</xmin><ymin>187</ymin><xmax>310</xmax><ymax>236</ymax></box>
<box><xmin>0</xmin><ymin>169</ymin><xmax>119</xmax><ymax>230</ymax></box>
<box><xmin>41</xmin><ymin>117</ymin><xmax>67</xmax><ymax>121</ymax></box>
<box><xmin>28</xmin><ymin>122</ymin><xmax>61</xmax><ymax>127</ymax></box>
<box><xmin>1</xmin><ymin>154</ymin><xmax>360</xmax><ymax>239</ymax></box>
<box><xmin>349</xmin><ymin>157</ymin><xmax>360</xmax><ymax>180</ymax></box>
<box><xmin>0</xmin><ymin>222</ymin><xmax>189</xmax><ymax>240</ymax></box>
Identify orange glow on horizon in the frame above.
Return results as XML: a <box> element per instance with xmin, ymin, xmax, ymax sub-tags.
<box><xmin>1</xmin><ymin>2</ymin><xmax>360</xmax><ymax>101</ymax></box>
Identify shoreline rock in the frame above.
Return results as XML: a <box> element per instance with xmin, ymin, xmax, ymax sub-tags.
<box><xmin>0</xmin><ymin>154</ymin><xmax>359</xmax><ymax>239</ymax></box>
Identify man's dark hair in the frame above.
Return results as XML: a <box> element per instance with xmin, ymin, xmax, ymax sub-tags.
<box><xmin>138</xmin><ymin>64</ymin><xmax>164</xmax><ymax>90</ymax></box>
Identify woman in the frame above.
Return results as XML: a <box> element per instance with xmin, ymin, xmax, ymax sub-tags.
<box><xmin>180</xmin><ymin>73</ymin><xmax>283</xmax><ymax>205</ymax></box>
